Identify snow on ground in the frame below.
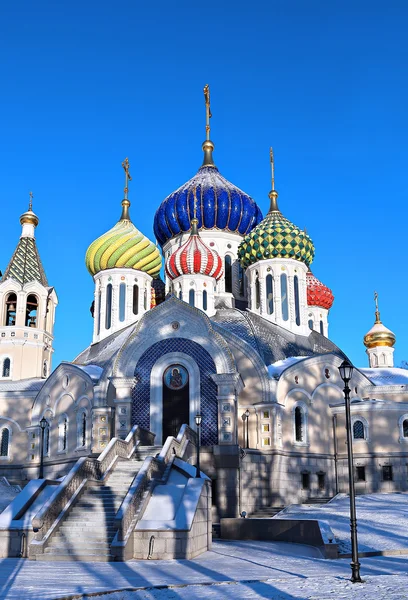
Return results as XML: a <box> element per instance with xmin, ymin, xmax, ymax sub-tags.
<box><xmin>276</xmin><ymin>493</ymin><xmax>408</xmax><ymax>554</ymax></box>
<box><xmin>2</xmin><ymin>541</ymin><xmax>408</xmax><ymax>600</ymax></box>
<box><xmin>87</xmin><ymin>574</ymin><xmax>408</xmax><ymax>600</ymax></box>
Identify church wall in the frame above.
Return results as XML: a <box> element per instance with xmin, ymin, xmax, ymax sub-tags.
<box><xmin>0</xmin><ymin>394</ymin><xmax>33</xmax><ymax>472</ymax></box>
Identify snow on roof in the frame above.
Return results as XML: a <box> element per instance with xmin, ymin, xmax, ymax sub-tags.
<box><xmin>267</xmin><ymin>356</ymin><xmax>307</xmax><ymax>379</ymax></box>
<box><xmin>0</xmin><ymin>378</ymin><xmax>45</xmax><ymax>393</ymax></box>
<box><xmin>360</xmin><ymin>368</ymin><xmax>408</xmax><ymax>386</ymax></box>
<box><xmin>75</xmin><ymin>364</ymin><xmax>103</xmax><ymax>383</ymax></box>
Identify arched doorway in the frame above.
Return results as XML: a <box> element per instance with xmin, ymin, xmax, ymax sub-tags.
<box><xmin>162</xmin><ymin>364</ymin><xmax>189</xmax><ymax>440</ymax></box>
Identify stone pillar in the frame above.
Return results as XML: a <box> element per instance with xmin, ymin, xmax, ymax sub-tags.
<box><xmin>211</xmin><ymin>373</ymin><xmax>244</xmax><ymax>445</ymax></box>
<box><xmin>108</xmin><ymin>377</ymin><xmax>134</xmax><ymax>439</ymax></box>
<box><xmin>91</xmin><ymin>407</ymin><xmax>113</xmax><ymax>452</ymax></box>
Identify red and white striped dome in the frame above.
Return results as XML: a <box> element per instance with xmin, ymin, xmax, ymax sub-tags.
<box><xmin>307</xmin><ymin>271</ymin><xmax>334</xmax><ymax>310</ymax></box>
<box><xmin>166</xmin><ymin>220</ymin><xmax>223</xmax><ymax>281</ymax></box>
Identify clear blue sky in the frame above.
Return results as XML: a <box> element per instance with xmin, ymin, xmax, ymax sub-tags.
<box><xmin>0</xmin><ymin>1</ymin><xmax>407</xmax><ymax>370</ymax></box>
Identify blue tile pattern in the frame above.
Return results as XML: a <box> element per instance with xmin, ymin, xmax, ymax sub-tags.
<box><xmin>154</xmin><ymin>166</ymin><xmax>263</xmax><ymax>247</ymax></box>
<box><xmin>131</xmin><ymin>338</ymin><xmax>218</xmax><ymax>445</ymax></box>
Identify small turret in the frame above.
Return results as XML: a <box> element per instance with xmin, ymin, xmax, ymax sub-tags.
<box><xmin>363</xmin><ymin>292</ymin><xmax>395</xmax><ymax>368</ymax></box>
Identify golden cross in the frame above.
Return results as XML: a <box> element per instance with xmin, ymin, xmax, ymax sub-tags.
<box><xmin>203</xmin><ymin>84</ymin><xmax>212</xmax><ymax>140</ymax></box>
<box><xmin>29</xmin><ymin>191</ymin><xmax>33</xmax><ymax>211</ymax></box>
<box><xmin>374</xmin><ymin>291</ymin><xmax>381</xmax><ymax>322</ymax></box>
<box><xmin>121</xmin><ymin>157</ymin><xmax>132</xmax><ymax>199</ymax></box>
<box><xmin>270</xmin><ymin>147</ymin><xmax>275</xmax><ymax>191</ymax></box>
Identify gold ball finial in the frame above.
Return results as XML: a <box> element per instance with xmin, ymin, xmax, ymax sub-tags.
<box><xmin>20</xmin><ymin>191</ymin><xmax>39</xmax><ymax>227</ymax></box>
<box><xmin>363</xmin><ymin>292</ymin><xmax>396</xmax><ymax>348</ymax></box>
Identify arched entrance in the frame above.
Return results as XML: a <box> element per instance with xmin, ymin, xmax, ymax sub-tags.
<box><xmin>162</xmin><ymin>364</ymin><xmax>189</xmax><ymax>440</ymax></box>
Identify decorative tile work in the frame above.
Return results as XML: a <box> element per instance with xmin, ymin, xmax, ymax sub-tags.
<box><xmin>154</xmin><ymin>165</ymin><xmax>263</xmax><ymax>247</ymax></box>
<box><xmin>85</xmin><ymin>218</ymin><xmax>162</xmax><ymax>277</ymax></box>
<box><xmin>307</xmin><ymin>271</ymin><xmax>334</xmax><ymax>309</ymax></box>
<box><xmin>131</xmin><ymin>338</ymin><xmax>218</xmax><ymax>445</ymax></box>
<box><xmin>238</xmin><ymin>210</ymin><xmax>315</xmax><ymax>268</ymax></box>
<box><xmin>1</xmin><ymin>237</ymin><xmax>48</xmax><ymax>286</ymax></box>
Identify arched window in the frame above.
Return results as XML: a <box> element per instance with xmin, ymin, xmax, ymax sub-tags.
<box><xmin>5</xmin><ymin>293</ymin><xmax>17</xmax><ymax>326</ymax></box>
<box><xmin>380</xmin><ymin>353</ymin><xmax>386</xmax><ymax>365</ymax></box>
<box><xmin>44</xmin><ymin>421</ymin><xmax>50</xmax><ymax>456</ymax></box>
<box><xmin>320</xmin><ymin>320</ymin><xmax>324</xmax><ymax>335</ymax></box>
<box><xmin>281</xmin><ymin>274</ymin><xmax>289</xmax><ymax>321</ymax></box>
<box><xmin>2</xmin><ymin>358</ymin><xmax>11</xmax><ymax>378</ymax></box>
<box><xmin>25</xmin><ymin>294</ymin><xmax>38</xmax><ymax>327</ymax></box>
<box><xmin>189</xmin><ymin>289</ymin><xmax>195</xmax><ymax>307</ymax></box>
<box><xmin>255</xmin><ymin>274</ymin><xmax>260</xmax><ymax>310</ymax></box>
<box><xmin>238</xmin><ymin>263</ymin><xmax>245</xmax><ymax>297</ymax></box>
<box><xmin>144</xmin><ymin>288</ymin><xmax>148</xmax><ymax>310</ymax></box>
<box><xmin>119</xmin><ymin>283</ymin><xmax>126</xmax><ymax>322</ymax></box>
<box><xmin>294</xmin><ymin>275</ymin><xmax>300</xmax><ymax>326</ymax></box>
<box><xmin>105</xmin><ymin>284</ymin><xmax>112</xmax><ymax>330</ymax></box>
<box><xmin>398</xmin><ymin>415</ymin><xmax>408</xmax><ymax>442</ymax></box>
<box><xmin>295</xmin><ymin>406</ymin><xmax>304</xmax><ymax>442</ymax></box>
<box><xmin>77</xmin><ymin>411</ymin><xmax>87</xmax><ymax>448</ymax></box>
<box><xmin>266</xmin><ymin>274</ymin><xmax>274</xmax><ymax>315</ymax></box>
<box><xmin>308</xmin><ymin>319</ymin><xmax>313</xmax><ymax>330</ymax></box>
<box><xmin>43</xmin><ymin>360</ymin><xmax>48</xmax><ymax>378</ymax></box>
<box><xmin>58</xmin><ymin>416</ymin><xmax>68</xmax><ymax>452</ymax></box>
<box><xmin>178</xmin><ymin>287</ymin><xmax>182</xmax><ymax>301</ymax></box>
<box><xmin>0</xmin><ymin>428</ymin><xmax>9</xmax><ymax>457</ymax></box>
<box><xmin>203</xmin><ymin>290</ymin><xmax>208</xmax><ymax>311</ymax></box>
<box><xmin>97</xmin><ymin>290</ymin><xmax>102</xmax><ymax>335</ymax></box>
<box><xmin>133</xmin><ymin>285</ymin><xmax>139</xmax><ymax>315</ymax></box>
<box><xmin>353</xmin><ymin>420</ymin><xmax>365</xmax><ymax>440</ymax></box>
<box><xmin>225</xmin><ymin>255</ymin><xmax>232</xmax><ymax>293</ymax></box>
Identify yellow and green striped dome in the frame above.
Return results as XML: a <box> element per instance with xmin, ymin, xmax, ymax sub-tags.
<box><xmin>238</xmin><ymin>191</ymin><xmax>315</xmax><ymax>268</ymax></box>
<box><xmin>85</xmin><ymin>202</ymin><xmax>162</xmax><ymax>277</ymax></box>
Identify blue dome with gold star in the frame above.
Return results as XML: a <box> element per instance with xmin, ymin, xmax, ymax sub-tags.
<box><xmin>153</xmin><ymin>141</ymin><xmax>263</xmax><ymax>247</ymax></box>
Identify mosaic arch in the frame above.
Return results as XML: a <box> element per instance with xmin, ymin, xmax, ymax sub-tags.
<box><xmin>131</xmin><ymin>338</ymin><xmax>218</xmax><ymax>445</ymax></box>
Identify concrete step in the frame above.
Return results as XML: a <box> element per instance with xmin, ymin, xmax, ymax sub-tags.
<box><xmin>35</xmin><ymin>553</ymin><xmax>114</xmax><ymax>562</ymax></box>
<box><xmin>45</xmin><ymin>542</ymin><xmax>110</xmax><ymax>552</ymax></box>
<box><xmin>53</xmin><ymin>533</ymin><xmax>114</xmax><ymax>542</ymax></box>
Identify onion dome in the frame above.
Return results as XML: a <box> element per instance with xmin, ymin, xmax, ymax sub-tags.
<box><xmin>238</xmin><ymin>154</ymin><xmax>315</xmax><ymax>268</ymax></box>
<box><xmin>153</xmin><ymin>85</ymin><xmax>262</xmax><ymax>247</ymax></box>
<box><xmin>307</xmin><ymin>271</ymin><xmax>334</xmax><ymax>310</ymax></box>
<box><xmin>165</xmin><ymin>218</ymin><xmax>223</xmax><ymax>281</ymax></box>
<box><xmin>364</xmin><ymin>293</ymin><xmax>396</xmax><ymax>348</ymax></box>
<box><xmin>85</xmin><ymin>158</ymin><xmax>162</xmax><ymax>278</ymax></box>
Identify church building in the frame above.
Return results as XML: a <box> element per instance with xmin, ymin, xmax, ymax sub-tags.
<box><xmin>1</xmin><ymin>87</ymin><xmax>407</xmax><ymax>528</ymax></box>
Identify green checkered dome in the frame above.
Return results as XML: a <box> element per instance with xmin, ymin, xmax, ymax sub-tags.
<box><xmin>238</xmin><ymin>190</ymin><xmax>315</xmax><ymax>268</ymax></box>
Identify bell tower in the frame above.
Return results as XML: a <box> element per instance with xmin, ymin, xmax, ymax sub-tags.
<box><xmin>0</xmin><ymin>194</ymin><xmax>58</xmax><ymax>381</ymax></box>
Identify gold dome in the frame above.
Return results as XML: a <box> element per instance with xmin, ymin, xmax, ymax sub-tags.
<box><xmin>363</xmin><ymin>292</ymin><xmax>396</xmax><ymax>348</ymax></box>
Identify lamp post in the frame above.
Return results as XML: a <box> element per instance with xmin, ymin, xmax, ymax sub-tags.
<box><xmin>245</xmin><ymin>409</ymin><xmax>250</xmax><ymax>449</ymax></box>
<box><xmin>338</xmin><ymin>359</ymin><xmax>362</xmax><ymax>583</ymax></box>
<box><xmin>195</xmin><ymin>413</ymin><xmax>202</xmax><ymax>478</ymax></box>
<box><xmin>39</xmin><ymin>417</ymin><xmax>47</xmax><ymax>479</ymax></box>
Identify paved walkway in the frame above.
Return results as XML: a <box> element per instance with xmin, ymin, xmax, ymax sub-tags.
<box><xmin>1</xmin><ymin>541</ymin><xmax>408</xmax><ymax>599</ymax></box>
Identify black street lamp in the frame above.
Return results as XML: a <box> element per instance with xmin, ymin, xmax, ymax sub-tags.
<box><xmin>195</xmin><ymin>413</ymin><xmax>202</xmax><ymax>478</ymax></box>
<box><xmin>39</xmin><ymin>416</ymin><xmax>47</xmax><ymax>479</ymax></box>
<box><xmin>244</xmin><ymin>409</ymin><xmax>250</xmax><ymax>449</ymax></box>
<box><xmin>338</xmin><ymin>359</ymin><xmax>362</xmax><ymax>584</ymax></box>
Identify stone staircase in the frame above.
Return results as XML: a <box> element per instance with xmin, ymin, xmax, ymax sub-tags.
<box><xmin>303</xmin><ymin>497</ymin><xmax>332</xmax><ymax>505</ymax></box>
<box><xmin>36</xmin><ymin>446</ymin><xmax>161</xmax><ymax>561</ymax></box>
<box><xmin>250</xmin><ymin>506</ymin><xmax>285</xmax><ymax>518</ymax></box>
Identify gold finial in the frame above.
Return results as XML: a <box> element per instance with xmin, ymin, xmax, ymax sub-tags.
<box><xmin>29</xmin><ymin>191</ymin><xmax>34</xmax><ymax>211</ymax></box>
<box><xmin>120</xmin><ymin>158</ymin><xmax>132</xmax><ymax>221</ymax></box>
<box><xmin>268</xmin><ymin>147</ymin><xmax>280</xmax><ymax>213</ymax></box>
<box><xmin>270</xmin><ymin>147</ymin><xmax>275</xmax><ymax>191</ymax></box>
<box><xmin>374</xmin><ymin>291</ymin><xmax>381</xmax><ymax>323</ymax></box>
<box><xmin>203</xmin><ymin>84</ymin><xmax>212</xmax><ymax>140</ymax></box>
<box><xmin>202</xmin><ymin>84</ymin><xmax>215</xmax><ymax>167</ymax></box>
<box><xmin>191</xmin><ymin>187</ymin><xmax>199</xmax><ymax>235</ymax></box>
